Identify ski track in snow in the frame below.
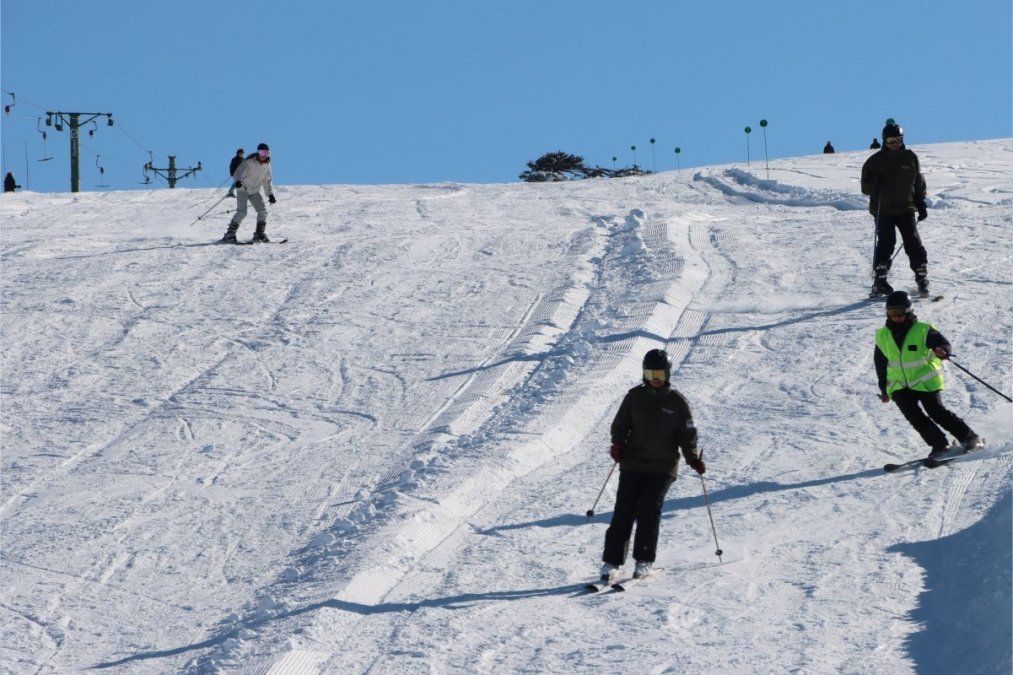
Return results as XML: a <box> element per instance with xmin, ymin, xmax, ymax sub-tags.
<box><xmin>0</xmin><ymin>141</ymin><xmax>1010</xmax><ymax>674</ymax></box>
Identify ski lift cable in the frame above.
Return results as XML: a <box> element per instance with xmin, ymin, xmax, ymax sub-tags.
<box><xmin>1</xmin><ymin>89</ymin><xmax>48</xmax><ymax>113</ymax></box>
<box><xmin>114</xmin><ymin>120</ymin><xmax>154</xmax><ymax>153</ymax></box>
<box><xmin>77</xmin><ymin>137</ymin><xmax>145</xmax><ymax>173</ymax></box>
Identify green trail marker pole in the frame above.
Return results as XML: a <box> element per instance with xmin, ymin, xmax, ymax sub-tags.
<box><xmin>744</xmin><ymin>127</ymin><xmax>752</xmax><ymax>165</ymax></box>
<box><xmin>650</xmin><ymin>137</ymin><xmax>656</xmax><ymax>172</ymax></box>
<box><xmin>759</xmin><ymin>119</ymin><xmax>769</xmax><ymax>179</ymax></box>
<box><xmin>674</xmin><ymin>146</ymin><xmax>681</xmax><ymax>171</ymax></box>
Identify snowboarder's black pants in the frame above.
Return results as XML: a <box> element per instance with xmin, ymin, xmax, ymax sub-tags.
<box><xmin>602</xmin><ymin>470</ymin><xmax>674</xmax><ymax>566</ymax></box>
<box><xmin>874</xmin><ymin>212</ymin><xmax>927</xmax><ymax>276</ymax></box>
<box><xmin>892</xmin><ymin>389</ymin><xmax>972</xmax><ymax>450</ymax></box>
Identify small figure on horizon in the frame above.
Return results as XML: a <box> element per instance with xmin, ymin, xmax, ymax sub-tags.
<box><xmin>861</xmin><ymin>121</ymin><xmax>930</xmax><ymax>298</ymax></box>
<box><xmin>226</xmin><ymin>148</ymin><xmax>244</xmax><ymax>198</ymax></box>
<box><xmin>869</xmin><ymin>137</ymin><xmax>881</xmax><ymax>149</ymax></box>
<box><xmin>875</xmin><ymin>291</ymin><xmax>982</xmax><ymax>462</ymax></box>
<box><xmin>4</xmin><ymin>171</ymin><xmax>20</xmax><ymax>193</ymax></box>
<box><xmin>597</xmin><ymin>349</ymin><xmax>705</xmax><ymax>586</ymax></box>
<box><xmin>221</xmin><ymin>143</ymin><xmax>276</xmax><ymax>244</ymax></box>
<box><xmin>823</xmin><ymin>141</ymin><xmax>836</xmax><ymax>154</ymax></box>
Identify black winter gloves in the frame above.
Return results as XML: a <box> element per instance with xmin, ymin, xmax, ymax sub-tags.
<box><xmin>609</xmin><ymin>441</ymin><xmax>623</xmax><ymax>463</ymax></box>
<box><xmin>916</xmin><ymin>202</ymin><xmax>927</xmax><ymax>222</ymax></box>
<box><xmin>687</xmin><ymin>457</ymin><xmax>706</xmax><ymax>475</ymax></box>
<box><xmin>235</xmin><ymin>181</ymin><xmax>242</xmax><ymax>188</ymax></box>
<box><xmin>268</xmin><ymin>194</ymin><xmax>277</xmax><ymax>204</ymax></box>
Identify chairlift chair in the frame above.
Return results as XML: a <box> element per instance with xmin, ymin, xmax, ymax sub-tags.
<box><xmin>94</xmin><ymin>155</ymin><xmax>110</xmax><ymax>189</ymax></box>
<box><xmin>35</xmin><ymin>119</ymin><xmax>53</xmax><ymax>161</ymax></box>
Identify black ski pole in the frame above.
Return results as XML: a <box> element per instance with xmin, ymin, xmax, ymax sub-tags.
<box><xmin>949</xmin><ymin>358</ymin><xmax>1012</xmax><ymax>402</ymax></box>
<box><xmin>871</xmin><ymin>192</ymin><xmax>882</xmax><ymax>289</ymax></box>
<box><xmin>190</xmin><ymin>193</ymin><xmax>230</xmax><ymax>227</ymax></box>
<box><xmin>697</xmin><ymin>453</ymin><xmax>723</xmax><ymax>563</ymax></box>
<box><xmin>585</xmin><ymin>462</ymin><xmax>617</xmax><ymax>520</ymax></box>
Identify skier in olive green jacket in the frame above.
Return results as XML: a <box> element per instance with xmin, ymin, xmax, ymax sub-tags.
<box><xmin>599</xmin><ymin>349</ymin><xmax>704</xmax><ymax>581</ymax></box>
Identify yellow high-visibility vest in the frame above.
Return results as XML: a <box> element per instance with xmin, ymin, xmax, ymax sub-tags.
<box><xmin>876</xmin><ymin>321</ymin><xmax>945</xmax><ymax>396</ymax></box>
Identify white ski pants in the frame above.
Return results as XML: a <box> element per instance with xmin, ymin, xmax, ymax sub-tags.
<box><xmin>230</xmin><ymin>188</ymin><xmax>267</xmax><ymax>226</ymax></box>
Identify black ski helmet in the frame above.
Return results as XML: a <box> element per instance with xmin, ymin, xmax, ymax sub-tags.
<box><xmin>257</xmin><ymin>142</ymin><xmax>270</xmax><ymax>152</ymax></box>
<box><xmin>643</xmin><ymin>348</ymin><xmax>672</xmax><ymax>370</ymax></box>
<box><xmin>642</xmin><ymin>349</ymin><xmax>672</xmax><ymax>383</ymax></box>
<box><xmin>885</xmin><ymin>290</ymin><xmax>913</xmax><ymax>311</ymax></box>
<box><xmin>882</xmin><ymin>122</ymin><xmax>903</xmax><ymax>140</ymax></box>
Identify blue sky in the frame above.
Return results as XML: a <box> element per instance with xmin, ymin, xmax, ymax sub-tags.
<box><xmin>2</xmin><ymin>0</ymin><xmax>1010</xmax><ymax>193</ymax></box>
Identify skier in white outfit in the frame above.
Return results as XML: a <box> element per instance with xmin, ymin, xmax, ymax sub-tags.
<box><xmin>222</xmin><ymin>142</ymin><xmax>276</xmax><ymax>243</ymax></box>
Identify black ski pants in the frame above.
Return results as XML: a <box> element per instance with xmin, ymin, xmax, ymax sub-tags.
<box><xmin>892</xmin><ymin>389</ymin><xmax>972</xmax><ymax>450</ymax></box>
<box><xmin>874</xmin><ymin>211</ymin><xmax>927</xmax><ymax>276</ymax></box>
<box><xmin>602</xmin><ymin>470</ymin><xmax>674</xmax><ymax>566</ymax></box>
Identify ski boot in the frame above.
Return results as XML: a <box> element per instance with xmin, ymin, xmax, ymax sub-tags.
<box><xmin>962</xmin><ymin>433</ymin><xmax>984</xmax><ymax>451</ymax></box>
<box><xmin>633</xmin><ymin>560</ymin><xmax>653</xmax><ymax>579</ymax></box>
<box><xmin>927</xmin><ymin>445</ymin><xmax>951</xmax><ymax>460</ymax></box>
<box><xmin>923</xmin><ymin>444</ymin><xmax>953</xmax><ymax>467</ymax></box>
<box><xmin>252</xmin><ymin>223</ymin><xmax>270</xmax><ymax>243</ymax></box>
<box><xmin>869</xmin><ymin>277</ymin><xmax>893</xmax><ymax>298</ymax></box>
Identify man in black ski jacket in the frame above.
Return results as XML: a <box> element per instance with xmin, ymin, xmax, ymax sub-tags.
<box><xmin>226</xmin><ymin>148</ymin><xmax>244</xmax><ymax>198</ymax></box>
<box><xmin>599</xmin><ymin>349</ymin><xmax>704</xmax><ymax>581</ymax></box>
<box><xmin>861</xmin><ymin>121</ymin><xmax>930</xmax><ymax>297</ymax></box>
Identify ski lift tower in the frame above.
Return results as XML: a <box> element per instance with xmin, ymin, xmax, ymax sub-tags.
<box><xmin>45</xmin><ymin>111</ymin><xmax>114</xmax><ymax>192</ymax></box>
<box><xmin>144</xmin><ymin>155</ymin><xmax>202</xmax><ymax>188</ymax></box>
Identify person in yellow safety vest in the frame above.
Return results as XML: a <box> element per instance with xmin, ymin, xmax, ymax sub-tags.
<box><xmin>875</xmin><ymin>291</ymin><xmax>981</xmax><ymax>459</ymax></box>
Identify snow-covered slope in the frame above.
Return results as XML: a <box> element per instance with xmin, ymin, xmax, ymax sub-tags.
<box><xmin>2</xmin><ymin>140</ymin><xmax>1010</xmax><ymax>673</ymax></box>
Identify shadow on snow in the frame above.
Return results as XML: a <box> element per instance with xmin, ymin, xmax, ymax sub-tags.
<box><xmin>477</xmin><ymin>467</ymin><xmax>884</xmax><ymax>535</ymax></box>
<box><xmin>90</xmin><ymin>584</ymin><xmax>582</xmax><ymax>669</ymax></box>
<box><xmin>887</xmin><ymin>489</ymin><xmax>1012</xmax><ymax>675</ymax></box>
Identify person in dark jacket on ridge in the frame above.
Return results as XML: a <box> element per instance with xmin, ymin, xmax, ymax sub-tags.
<box><xmin>869</xmin><ymin>138</ymin><xmax>881</xmax><ymax>149</ymax></box>
<box><xmin>823</xmin><ymin>141</ymin><xmax>835</xmax><ymax>154</ymax></box>
<box><xmin>875</xmin><ymin>291</ymin><xmax>981</xmax><ymax>460</ymax></box>
<box><xmin>226</xmin><ymin>148</ymin><xmax>244</xmax><ymax>198</ymax></box>
<box><xmin>861</xmin><ymin>121</ymin><xmax>930</xmax><ymax>298</ymax></box>
<box><xmin>4</xmin><ymin>172</ymin><xmax>20</xmax><ymax>192</ymax></box>
<box><xmin>599</xmin><ymin>349</ymin><xmax>704</xmax><ymax>582</ymax></box>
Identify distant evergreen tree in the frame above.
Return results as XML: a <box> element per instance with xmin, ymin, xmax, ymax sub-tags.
<box><xmin>519</xmin><ymin>151</ymin><xmax>588</xmax><ymax>182</ymax></box>
<box><xmin>520</xmin><ymin>151</ymin><xmax>652</xmax><ymax>182</ymax></box>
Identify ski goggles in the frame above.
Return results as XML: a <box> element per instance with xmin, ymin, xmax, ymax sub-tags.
<box><xmin>884</xmin><ymin>137</ymin><xmax>903</xmax><ymax>146</ymax></box>
<box><xmin>257</xmin><ymin>149</ymin><xmax>271</xmax><ymax>158</ymax></box>
<box><xmin>886</xmin><ymin>308</ymin><xmax>909</xmax><ymax>318</ymax></box>
<box><xmin>643</xmin><ymin>368</ymin><xmax>668</xmax><ymax>381</ymax></box>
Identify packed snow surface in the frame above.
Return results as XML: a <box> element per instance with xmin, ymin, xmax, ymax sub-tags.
<box><xmin>2</xmin><ymin>140</ymin><xmax>1011</xmax><ymax>673</ymax></box>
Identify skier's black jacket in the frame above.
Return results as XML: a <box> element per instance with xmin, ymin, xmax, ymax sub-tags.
<box><xmin>229</xmin><ymin>155</ymin><xmax>244</xmax><ymax>177</ymax></box>
<box><xmin>610</xmin><ymin>383</ymin><xmax>700</xmax><ymax>478</ymax></box>
<box><xmin>861</xmin><ymin>145</ymin><xmax>926</xmax><ymax>216</ymax></box>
